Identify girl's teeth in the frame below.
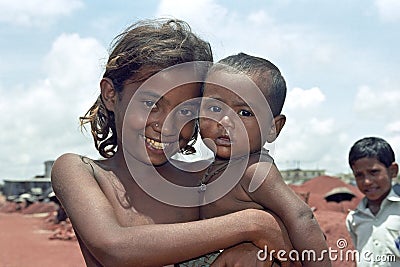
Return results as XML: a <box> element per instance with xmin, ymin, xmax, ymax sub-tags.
<box><xmin>145</xmin><ymin>137</ymin><xmax>169</xmax><ymax>149</ymax></box>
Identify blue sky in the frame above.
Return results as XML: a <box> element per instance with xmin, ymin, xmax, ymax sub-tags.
<box><xmin>1</xmin><ymin>0</ymin><xmax>399</xmax><ymax>180</ymax></box>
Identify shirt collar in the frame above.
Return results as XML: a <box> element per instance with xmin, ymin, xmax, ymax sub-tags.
<box><xmin>355</xmin><ymin>188</ymin><xmax>400</xmax><ymax>213</ymax></box>
<box><xmin>387</xmin><ymin>188</ymin><xmax>400</xmax><ymax>202</ymax></box>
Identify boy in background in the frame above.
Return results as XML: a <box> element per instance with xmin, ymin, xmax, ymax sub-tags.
<box><xmin>346</xmin><ymin>137</ymin><xmax>400</xmax><ymax>266</ymax></box>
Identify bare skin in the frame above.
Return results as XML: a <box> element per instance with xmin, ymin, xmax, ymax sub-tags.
<box><xmin>52</xmin><ymin>76</ymin><xmax>292</xmax><ymax>266</ymax></box>
<box><xmin>52</xmin><ymin>153</ymin><xmax>290</xmax><ymax>266</ymax></box>
<box><xmin>196</xmin><ymin>71</ymin><xmax>331</xmax><ymax>267</ymax></box>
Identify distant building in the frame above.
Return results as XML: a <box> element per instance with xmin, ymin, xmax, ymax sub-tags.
<box><xmin>1</xmin><ymin>160</ymin><xmax>54</xmax><ymax>199</ymax></box>
<box><xmin>2</xmin><ymin>177</ymin><xmax>52</xmax><ymax>199</ymax></box>
<box><xmin>281</xmin><ymin>168</ymin><xmax>326</xmax><ymax>184</ymax></box>
<box><xmin>33</xmin><ymin>160</ymin><xmax>55</xmax><ymax>178</ymax></box>
<box><xmin>336</xmin><ymin>172</ymin><xmax>356</xmax><ymax>185</ymax></box>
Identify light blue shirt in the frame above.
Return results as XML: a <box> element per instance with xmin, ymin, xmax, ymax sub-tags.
<box><xmin>346</xmin><ymin>189</ymin><xmax>400</xmax><ymax>266</ymax></box>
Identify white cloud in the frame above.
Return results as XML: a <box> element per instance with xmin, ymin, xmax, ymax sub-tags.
<box><xmin>354</xmin><ymin>85</ymin><xmax>400</xmax><ymax>118</ymax></box>
<box><xmin>0</xmin><ymin>33</ymin><xmax>105</xmax><ymax>178</ymax></box>
<box><xmin>155</xmin><ymin>0</ymin><xmax>336</xmax><ymax>65</ymax></box>
<box><xmin>310</xmin><ymin>118</ymin><xmax>334</xmax><ymax>135</ymax></box>
<box><xmin>285</xmin><ymin>87</ymin><xmax>325</xmax><ymax>110</ymax></box>
<box><xmin>374</xmin><ymin>0</ymin><xmax>400</xmax><ymax>22</ymax></box>
<box><xmin>44</xmin><ymin>33</ymin><xmax>106</xmax><ymax>91</ymax></box>
<box><xmin>385</xmin><ymin>121</ymin><xmax>400</xmax><ymax>134</ymax></box>
<box><xmin>157</xmin><ymin>0</ymin><xmax>227</xmax><ymax>18</ymax></box>
<box><xmin>0</xmin><ymin>0</ymin><xmax>84</xmax><ymax>26</ymax></box>
<box><xmin>247</xmin><ymin>10</ymin><xmax>274</xmax><ymax>25</ymax></box>
<box><xmin>156</xmin><ymin>0</ymin><xmax>228</xmax><ymax>31</ymax></box>
<box><xmin>275</xmin><ymin>114</ymin><xmax>347</xmax><ymax>174</ymax></box>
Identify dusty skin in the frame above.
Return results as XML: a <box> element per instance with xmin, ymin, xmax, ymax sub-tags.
<box><xmin>0</xmin><ymin>175</ymin><xmax>360</xmax><ymax>267</ymax></box>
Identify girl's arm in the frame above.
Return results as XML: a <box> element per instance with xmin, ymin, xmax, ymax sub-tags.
<box><xmin>52</xmin><ymin>153</ymin><xmax>277</xmax><ymax>267</ymax></box>
<box><xmin>242</xmin><ymin>162</ymin><xmax>332</xmax><ymax>267</ymax></box>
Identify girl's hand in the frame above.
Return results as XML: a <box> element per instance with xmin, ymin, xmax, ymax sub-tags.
<box><xmin>247</xmin><ymin>209</ymin><xmax>300</xmax><ymax>265</ymax></box>
<box><xmin>248</xmin><ymin>210</ymin><xmax>291</xmax><ymax>248</ymax></box>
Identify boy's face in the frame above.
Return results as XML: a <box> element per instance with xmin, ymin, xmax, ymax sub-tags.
<box><xmin>199</xmin><ymin>71</ymin><xmax>273</xmax><ymax>159</ymax></box>
<box><xmin>351</xmin><ymin>157</ymin><xmax>397</xmax><ymax>203</ymax></box>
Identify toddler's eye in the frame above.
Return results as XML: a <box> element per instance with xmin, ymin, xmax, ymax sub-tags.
<box><xmin>238</xmin><ymin>110</ymin><xmax>253</xmax><ymax>117</ymax></box>
<box><xmin>209</xmin><ymin>106</ymin><xmax>221</xmax><ymax>113</ymax></box>
<box><xmin>143</xmin><ymin>100</ymin><xmax>157</xmax><ymax>109</ymax></box>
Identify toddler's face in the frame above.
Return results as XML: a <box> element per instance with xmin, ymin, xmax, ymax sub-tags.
<box><xmin>200</xmin><ymin>71</ymin><xmax>273</xmax><ymax>159</ymax></box>
<box><xmin>351</xmin><ymin>157</ymin><xmax>395</xmax><ymax>202</ymax></box>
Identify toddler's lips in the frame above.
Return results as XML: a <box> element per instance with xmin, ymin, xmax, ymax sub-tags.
<box><xmin>215</xmin><ymin>135</ymin><xmax>232</xmax><ymax>146</ymax></box>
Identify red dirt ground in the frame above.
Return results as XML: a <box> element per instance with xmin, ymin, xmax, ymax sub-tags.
<box><xmin>0</xmin><ymin>175</ymin><xmax>363</xmax><ymax>266</ymax></box>
<box><xmin>0</xmin><ymin>214</ymin><xmax>85</xmax><ymax>267</ymax></box>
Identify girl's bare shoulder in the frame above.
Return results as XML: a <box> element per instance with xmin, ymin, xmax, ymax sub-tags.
<box><xmin>53</xmin><ymin>153</ymin><xmax>94</xmax><ymax>169</ymax></box>
<box><xmin>51</xmin><ymin>153</ymin><xmax>107</xmax><ymax>183</ymax></box>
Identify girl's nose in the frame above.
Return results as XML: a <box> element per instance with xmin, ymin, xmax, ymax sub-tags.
<box><xmin>154</xmin><ymin>114</ymin><xmax>178</xmax><ymax>137</ymax></box>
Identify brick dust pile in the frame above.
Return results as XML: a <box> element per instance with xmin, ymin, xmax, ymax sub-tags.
<box><xmin>290</xmin><ymin>175</ymin><xmax>364</xmax><ymax>267</ymax></box>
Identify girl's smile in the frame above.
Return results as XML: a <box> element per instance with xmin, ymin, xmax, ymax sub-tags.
<box><xmin>142</xmin><ymin>135</ymin><xmax>175</xmax><ymax>154</ymax></box>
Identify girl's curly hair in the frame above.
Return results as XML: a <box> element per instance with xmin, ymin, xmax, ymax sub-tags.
<box><xmin>80</xmin><ymin>18</ymin><xmax>213</xmax><ymax>158</ymax></box>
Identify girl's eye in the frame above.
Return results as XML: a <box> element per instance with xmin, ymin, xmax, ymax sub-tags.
<box><xmin>143</xmin><ymin>100</ymin><xmax>157</xmax><ymax>109</ymax></box>
<box><xmin>179</xmin><ymin>109</ymin><xmax>195</xmax><ymax>117</ymax></box>
<box><xmin>209</xmin><ymin>106</ymin><xmax>221</xmax><ymax>113</ymax></box>
<box><xmin>238</xmin><ymin>110</ymin><xmax>253</xmax><ymax>117</ymax></box>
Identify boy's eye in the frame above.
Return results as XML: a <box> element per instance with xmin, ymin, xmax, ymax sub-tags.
<box><xmin>238</xmin><ymin>110</ymin><xmax>253</xmax><ymax>117</ymax></box>
<box><xmin>354</xmin><ymin>173</ymin><xmax>363</xmax><ymax>180</ymax></box>
<box><xmin>370</xmin><ymin>169</ymin><xmax>380</xmax><ymax>176</ymax></box>
<box><xmin>209</xmin><ymin>106</ymin><xmax>221</xmax><ymax>113</ymax></box>
<box><xmin>143</xmin><ymin>100</ymin><xmax>157</xmax><ymax>109</ymax></box>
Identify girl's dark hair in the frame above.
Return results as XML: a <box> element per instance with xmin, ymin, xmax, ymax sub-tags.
<box><xmin>80</xmin><ymin>18</ymin><xmax>213</xmax><ymax>158</ymax></box>
<box><xmin>348</xmin><ymin>136</ymin><xmax>395</xmax><ymax>168</ymax></box>
<box><xmin>208</xmin><ymin>52</ymin><xmax>286</xmax><ymax>117</ymax></box>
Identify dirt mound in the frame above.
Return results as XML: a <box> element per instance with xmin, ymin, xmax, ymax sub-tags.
<box><xmin>290</xmin><ymin>175</ymin><xmax>363</xmax><ymax>213</ymax></box>
<box><xmin>21</xmin><ymin>202</ymin><xmax>57</xmax><ymax>215</ymax></box>
<box><xmin>289</xmin><ymin>176</ymin><xmax>361</xmax><ymax>266</ymax></box>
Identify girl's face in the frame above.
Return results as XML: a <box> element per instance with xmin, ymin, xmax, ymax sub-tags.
<box><xmin>199</xmin><ymin>72</ymin><xmax>272</xmax><ymax>159</ymax></box>
<box><xmin>351</xmin><ymin>157</ymin><xmax>396</xmax><ymax>204</ymax></box>
<box><xmin>112</xmin><ymin>73</ymin><xmax>201</xmax><ymax>166</ymax></box>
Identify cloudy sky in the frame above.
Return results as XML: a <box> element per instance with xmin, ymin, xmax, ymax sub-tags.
<box><xmin>1</xmin><ymin>0</ymin><xmax>399</xmax><ymax>181</ymax></box>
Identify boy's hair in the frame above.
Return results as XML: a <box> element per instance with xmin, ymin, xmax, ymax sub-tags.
<box><xmin>80</xmin><ymin>18</ymin><xmax>213</xmax><ymax>158</ymax></box>
<box><xmin>349</xmin><ymin>137</ymin><xmax>395</xmax><ymax>168</ymax></box>
<box><xmin>208</xmin><ymin>52</ymin><xmax>287</xmax><ymax>117</ymax></box>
